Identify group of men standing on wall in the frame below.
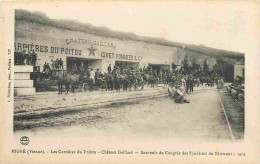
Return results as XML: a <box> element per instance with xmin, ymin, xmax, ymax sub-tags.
<box><xmin>51</xmin><ymin>58</ymin><xmax>64</xmax><ymax>70</ymax></box>
<box><xmin>42</xmin><ymin>58</ymin><xmax>64</xmax><ymax>77</ymax></box>
<box><xmin>14</xmin><ymin>49</ymin><xmax>37</xmax><ymax>66</ymax></box>
<box><xmin>14</xmin><ymin>49</ymin><xmax>65</xmax><ymax>75</ymax></box>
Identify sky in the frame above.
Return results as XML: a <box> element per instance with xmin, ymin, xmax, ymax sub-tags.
<box><xmin>24</xmin><ymin>1</ymin><xmax>259</xmax><ymax>53</ymax></box>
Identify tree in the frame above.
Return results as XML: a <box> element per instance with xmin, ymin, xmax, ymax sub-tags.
<box><xmin>213</xmin><ymin>58</ymin><xmax>234</xmax><ymax>82</ymax></box>
<box><xmin>191</xmin><ymin>59</ymin><xmax>200</xmax><ymax>73</ymax></box>
<box><xmin>203</xmin><ymin>59</ymin><xmax>209</xmax><ymax>75</ymax></box>
<box><xmin>182</xmin><ymin>56</ymin><xmax>189</xmax><ymax>74</ymax></box>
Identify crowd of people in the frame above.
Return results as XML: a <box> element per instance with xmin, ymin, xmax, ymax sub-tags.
<box><xmin>226</xmin><ymin>76</ymin><xmax>244</xmax><ymax>104</ymax></box>
<box><xmin>15</xmin><ymin>50</ymin><xmax>229</xmax><ymax>99</ymax></box>
<box><xmin>52</xmin><ymin>59</ymin><xmax>230</xmax><ymax>97</ymax></box>
<box><xmin>15</xmin><ymin>50</ymin><xmax>244</xmax><ymax>105</ymax></box>
<box><xmin>56</xmin><ymin>62</ymin><xmax>169</xmax><ymax>94</ymax></box>
<box><xmin>166</xmin><ymin>70</ymin><xmax>226</xmax><ymax>103</ymax></box>
<box><xmin>54</xmin><ymin>60</ymin><xmax>239</xmax><ymax>105</ymax></box>
<box><xmin>14</xmin><ymin>50</ymin><xmax>37</xmax><ymax>66</ymax></box>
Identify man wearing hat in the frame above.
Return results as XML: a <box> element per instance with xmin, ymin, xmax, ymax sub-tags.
<box><xmin>31</xmin><ymin>50</ymin><xmax>37</xmax><ymax>66</ymax></box>
<box><xmin>107</xmin><ymin>64</ymin><xmax>112</xmax><ymax>74</ymax></box>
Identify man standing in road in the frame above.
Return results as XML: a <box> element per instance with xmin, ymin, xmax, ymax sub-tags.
<box><xmin>189</xmin><ymin>76</ymin><xmax>194</xmax><ymax>93</ymax></box>
<box><xmin>90</xmin><ymin>68</ymin><xmax>95</xmax><ymax>85</ymax></box>
<box><xmin>186</xmin><ymin>76</ymin><xmax>190</xmax><ymax>93</ymax></box>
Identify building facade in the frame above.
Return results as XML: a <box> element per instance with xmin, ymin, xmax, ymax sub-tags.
<box><xmin>15</xmin><ymin>20</ymin><xmax>215</xmax><ymax>74</ymax></box>
<box><xmin>234</xmin><ymin>59</ymin><xmax>245</xmax><ymax>80</ymax></box>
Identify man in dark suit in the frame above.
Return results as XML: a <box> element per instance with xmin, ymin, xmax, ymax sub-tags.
<box><xmin>186</xmin><ymin>76</ymin><xmax>190</xmax><ymax>93</ymax></box>
<box><xmin>107</xmin><ymin>64</ymin><xmax>112</xmax><ymax>74</ymax></box>
<box><xmin>189</xmin><ymin>77</ymin><xmax>194</xmax><ymax>93</ymax></box>
<box><xmin>59</xmin><ymin>58</ymin><xmax>63</xmax><ymax>70</ymax></box>
<box><xmin>31</xmin><ymin>50</ymin><xmax>37</xmax><ymax>66</ymax></box>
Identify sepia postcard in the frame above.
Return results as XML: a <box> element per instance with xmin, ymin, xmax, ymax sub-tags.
<box><xmin>0</xmin><ymin>0</ymin><xmax>259</xmax><ymax>163</ymax></box>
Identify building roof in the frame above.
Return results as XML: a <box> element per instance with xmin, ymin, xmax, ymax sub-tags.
<box><xmin>15</xmin><ymin>9</ymin><xmax>245</xmax><ymax>60</ymax></box>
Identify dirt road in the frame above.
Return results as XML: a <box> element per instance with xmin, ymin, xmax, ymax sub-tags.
<box><xmin>15</xmin><ymin>87</ymin><xmax>239</xmax><ymax>142</ymax></box>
